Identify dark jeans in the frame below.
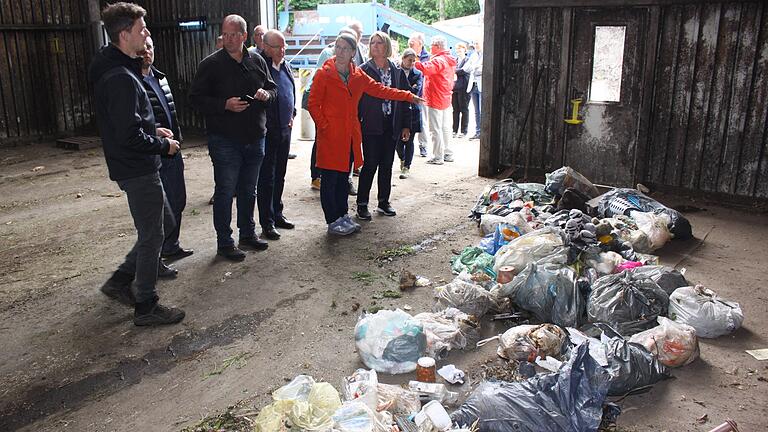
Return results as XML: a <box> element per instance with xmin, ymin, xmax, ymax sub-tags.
<box><xmin>320</xmin><ymin>168</ymin><xmax>350</xmax><ymax>224</ymax></box>
<box><xmin>396</xmin><ymin>134</ymin><xmax>415</xmax><ymax>169</ymax></box>
<box><xmin>208</xmin><ymin>134</ymin><xmax>265</xmax><ymax>248</ymax></box>
<box><xmin>310</xmin><ymin>139</ymin><xmax>320</xmax><ymax>180</ymax></box>
<box><xmin>159</xmin><ymin>153</ymin><xmax>186</xmax><ymax>254</ymax></box>
<box><xmin>258</xmin><ymin>127</ymin><xmax>291</xmax><ymax>230</ymax></box>
<box><xmin>358</xmin><ymin>123</ymin><xmax>396</xmax><ymax>208</ymax></box>
<box><xmin>470</xmin><ymin>83</ymin><xmax>481</xmax><ymax>135</ymax></box>
<box><xmin>452</xmin><ymin>91</ymin><xmax>470</xmax><ymax>135</ymax></box>
<box><xmin>116</xmin><ymin>171</ymin><xmax>173</xmax><ymax>304</ymax></box>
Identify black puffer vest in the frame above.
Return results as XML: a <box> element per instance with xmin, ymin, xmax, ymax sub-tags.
<box><xmin>143</xmin><ymin>65</ymin><xmax>182</xmax><ymax>142</ymax></box>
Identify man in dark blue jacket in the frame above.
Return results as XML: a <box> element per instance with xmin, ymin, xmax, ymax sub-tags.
<box><xmin>257</xmin><ymin>29</ymin><xmax>296</xmax><ymax>240</ymax></box>
<box><xmin>88</xmin><ymin>2</ymin><xmax>185</xmax><ymax>326</ymax></box>
<box><xmin>139</xmin><ymin>36</ymin><xmax>193</xmax><ymax>263</ymax></box>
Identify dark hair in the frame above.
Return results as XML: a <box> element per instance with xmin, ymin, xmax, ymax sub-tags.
<box><xmin>102</xmin><ymin>2</ymin><xmax>146</xmax><ymax>43</ymax></box>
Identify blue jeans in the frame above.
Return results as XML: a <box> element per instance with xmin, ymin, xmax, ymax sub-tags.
<box><xmin>258</xmin><ymin>127</ymin><xmax>291</xmax><ymax>229</ymax></box>
<box><xmin>470</xmin><ymin>83</ymin><xmax>481</xmax><ymax>135</ymax></box>
<box><xmin>396</xmin><ymin>134</ymin><xmax>414</xmax><ymax>169</ymax></box>
<box><xmin>116</xmin><ymin>171</ymin><xmax>173</xmax><ymax>304</ymax></box>
<box><xmin>208</xmin><ymin>134</ymin><xmax>265</xmax><ymax>247</ymax></box>
<box><xmin>320</xmin><ymin>169</ymin><xmax>350</xmax><ymax>224</ymax></box>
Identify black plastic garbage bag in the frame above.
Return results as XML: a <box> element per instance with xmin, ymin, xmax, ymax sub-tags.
<box><xmin>450</xmin><ymin>343</ymin><xmax>610</xmax><ymax>432</ymax></box>
<box><xmin>596</xmin><ymin>188</ymin><xmax>693</xmax><ymax>240</ymax></box>
<box><xmin>587</xmin><ymin>271</ymin><xmax>669</xmax><ymax>336</ymax></box>
<box><xmin>604</xmin><ymin>337</ymin><xmax>671</xmax><ymax>396</ymax></box>
<box><xmin>629</xmin><ymin>265</ymin><xmax>689</xmax><ymax>296</ymax></box>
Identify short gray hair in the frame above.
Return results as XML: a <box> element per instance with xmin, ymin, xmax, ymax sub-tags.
<box><xmin>410</xmin><ymin>32</ymin><xmax>425</xmax><ymax>44</ymax></box>
<box><xmin>223</xmin><ymin>14</ymin><xmax>247</xmax><ymax>34</ymax></box>
<box><xmin>430</xmin><ymin>35</ymin><xmax>446</xmax><ymax>49</ymax></box>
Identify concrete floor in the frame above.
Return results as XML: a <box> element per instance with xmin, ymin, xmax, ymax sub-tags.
<box><xmin>0</xmin><ymin>128</ymin><xmax>766</xmax><ymax>431</ymax></box>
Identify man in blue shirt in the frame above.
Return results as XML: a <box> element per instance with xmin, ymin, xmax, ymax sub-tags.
<box><xmin>257</xmin><ymin>29</ymin><xmax>296</xmax><ymax>240</ymax></box>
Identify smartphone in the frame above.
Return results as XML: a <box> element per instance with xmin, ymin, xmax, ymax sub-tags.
<box><xmin>240</xmin><ymin>95</ymin><xmax>254</xmax><ymax>104</ymax></box>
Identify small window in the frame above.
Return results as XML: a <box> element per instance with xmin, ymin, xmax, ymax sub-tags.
<box><xmin>178</xmin><ymin>17</ymin><xmax>207</xmax><ymax>32</ymax></box>
<box><xmin>590</xmin><ymin>26</ymin><xmax>626</xmax><ymax>102</ymax></box>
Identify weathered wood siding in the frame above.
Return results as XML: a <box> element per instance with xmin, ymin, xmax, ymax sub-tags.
<box><xmin>0</xmin><ymin>0</ymin><xmax>95</xmax><ymax>144</ymax></box>
<box><xmin>136</xmin><ymin>0</ymin><xmax>262</xmax><ymax>132</ymax></box>
<box><xmin>486</xmin><ymin>0</ymin><xmax>768</xmax><ymax>199</ymax></box>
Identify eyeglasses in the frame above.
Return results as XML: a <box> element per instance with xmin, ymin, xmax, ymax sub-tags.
<box><xmin>264</xmin><ymin>42</ymin><xmax>285</xmax><ymax>49</ymax></box>
<box><xmin>221</xmin><ymin>32</ymin><xmax>243</xmax><ymax>39</ymax></box>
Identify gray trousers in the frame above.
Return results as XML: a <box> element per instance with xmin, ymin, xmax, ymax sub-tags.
<box><xmin>116</xmin><ymin>171</ymin><xmax>174</xmax><ymax>304</ymax></box>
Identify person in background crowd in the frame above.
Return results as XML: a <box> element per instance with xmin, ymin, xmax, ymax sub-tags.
<box><xmin>307</xmin><ymin>33</ymin><xmax>422</xmax><ymax>236</ymax></box>
<box><xmin>347</xmin><ymin>20</ymin><xmax>369</xmax><ymax>67</ymax></box>
<box><xmin>249</xmin><ymin>24</ymin><xmax>266</xmax><ymax>56</ymax></box>
<box><xmin>451</xmin><ymin>42</ymin><xmax>471</xmax><ymax>139</ymax></box>
<box><xmin>189</xmin><ymin>14</ymin><xmax>277</xmax><ymax>261</ymax></box>
<box><xmin>139</xmin><ymin>37</ymin><xmax>193</xmax><ymax>264</ymax></box>
<box><xmin>355</xmin><ymin>31</ymin><xmax>412</xmax><ymax>220</ymax></box>
<box><xmin>257</xmin><ymin>29</ymin><xmax>296</xmax><ymax>240</ymax></box>
<box><xmin>408</xmin><ymin>32</ymin><xmax>430</xmax><ymax>157</ymax></box>
<box><xmin>466</xmin><ymin>40</ymin><xmax>483</xmax><ymax>140</ymax></box>
<box><xmin>415</xmin><ymin>35</ymin><xmax>456</xmax><ymax>165</ymax></box>
<box><xmin>395</xmin><ymin>48</ymin><xmax>422</xmax><ymax>179</ymax></box>
<box><xmin>89</xmin><ymin>2</ymin><xmax>185</xmax><ymax>326</ymax></box>
<box><xmin>215</xmin><ymin>35</ymin><xmax>224</xmax><ymax>50</ymax></box>
<box><xmin>306</xmin><ymin>27</ymin><xmax>360</xmax><ymax>192</ymax></box>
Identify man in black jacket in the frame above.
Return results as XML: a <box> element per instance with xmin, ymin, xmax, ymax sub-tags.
<box><xmin>189</xmin><ymin>15</ymin><xmax>277</xmax><ymax>261</ymax></box>
<box><xmin>139</xmin><ymin>36</ymin><xmax>193</xmax><ymax>262</ymax></box>
<box><xmin>88</xmin><ymin>2</ymin><xmax>185</xmax><ymax>326</ymax></box>
<box><xmin>257</xmin><ymin>30</ymin><xmax>296</xmax><ymax>240</ymax></box>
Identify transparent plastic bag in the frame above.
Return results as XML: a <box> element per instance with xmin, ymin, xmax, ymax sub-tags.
<box><xmin>493</xmin><ymin>227</ymin><xmax>565</xmax><ymax>273</ymax></box>
<box><xmin>332</xmin><ymin>401</ymin><xmax>393</xmax><ymax>432</ymax></box>
<box><xmin>668</xmin><ymin>285</ymin><xmax>744</xmax><ymax>338</ymax></box>
<box><xmin>629</xmin><ymin>316</ymin><xmax>699</xmax><ymax>367</ymax></box>
<box><xmin>630</xmin><ymin>211</ymin><xmax>672</xmax><ymax>252</ymax></box>
<box><xmin>413</xmin><ymin>308</ymin><xmax>478</xmax><ymax>359</ymax></box>
<box><xmin>433</xmin><ymin>278</ymin><xmax>500</xmax><ymax>318</ymax></box>
<box><xmin>451</xmin><ymin>247</ymin><xmax>495</xmax><ymax>276</ymax></box>
<box><xmin>544</xmin><ymin>166</ymin><xmax>600</xmax><ymax>198</ymax></box>
<box><xmin>342</xmin><ymin>369</ymin><xmax>379</xmax><ymax>411</ymax></box>
<box><xmin>354</xmin><ymin>309</ymin><xmax>426</xmax><ymax>374</ymax></box>
<box><xmin>478</xmin><ymin>324</ymin><xmax>566</xmax><ymax>362</ymax></box>
<box><xmin>479</xmin><ymin>213</ymin><xmax>533</xmax><ymax>237</ymax></box>
<box><xmin>376</xmin><ymin>383</ymin><xmax>421</xmax><ymax>415</ymax></box>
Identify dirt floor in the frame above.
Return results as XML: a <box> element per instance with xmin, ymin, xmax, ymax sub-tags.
<box><xmin>1</xmin><ymin>130</ymin><xmax>767</xmax><ymax>432</ymax></box>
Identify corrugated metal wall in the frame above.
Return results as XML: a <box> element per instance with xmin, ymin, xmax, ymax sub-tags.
<box><xmin>136</xmin><ymin>0</ymin><xmax>262</xmax><ymax>132</ymax></box>
<box><xmin>488</xmin><ymin>1</ymin><xmax>768</xmax><ymax>199</ymax></box>
<box><xmin>0</xmin><ymin>0</ymin><xmax>95</xmax><ymax>144</ymax></box>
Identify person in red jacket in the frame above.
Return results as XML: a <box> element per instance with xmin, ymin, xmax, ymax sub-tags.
<box><xmin>308</xmin><ymin>33</ymin><xmax>423</xmax><ymax>236</ymax></box>
<box><xmin>414</xmin><ymin>35</ymin><xmax>457</xmax><ymax>165</ymax></box>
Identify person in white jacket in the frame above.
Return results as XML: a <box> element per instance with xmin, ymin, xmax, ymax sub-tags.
<box><xmin>466</xmin><ymin>41</ymin><xmax>483</xmax><ymax>140</ymax></box>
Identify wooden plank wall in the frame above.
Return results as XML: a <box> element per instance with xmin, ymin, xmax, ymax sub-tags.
<box><xmin>493</xmin><ymin>1</ymin><xmax>768</xmax><ymax>199</ymax></box>
<box><xmin>495</xmin><ymin>6</ymin><xmax>565</xmax><ymax>179</ymax></box>
<box><xmin>0</xmin><ymin>0</ymin><xmax>94</xmax><ymax>145</ymax></box>
<box><xmin>645</xmin><ymin>1</ymin><xmax>768</xmax><ymax>198</ymax></box>
<box><xmin>136</xmin><ymin>0</ymin><xmax>262</xmax><ymax>132</ymax></box>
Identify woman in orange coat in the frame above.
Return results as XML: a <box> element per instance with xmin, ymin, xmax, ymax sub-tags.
<box><xmin>308</xmin><ymin>33</ymin><xmax>422</xmax><ymax>235</ymax></box>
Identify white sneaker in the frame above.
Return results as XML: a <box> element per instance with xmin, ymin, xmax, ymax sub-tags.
<box><xmin>399</xmin><ymin>167</ymin><xmax>410</xmax><ymax>179</ymax></box>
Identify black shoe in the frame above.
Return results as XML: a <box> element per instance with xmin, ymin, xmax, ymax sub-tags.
<box><xmin>161</xmin><ymin>247</ymin><xmax>194</xmax><ymax>261</ymax></box>
<box><xmin>356</xmin><ymin>205</ymin><xmax>372</xmax><ymax>220</ymax></box>
<box><xmin>377</xmin><ymin>204</ymin><xmax>397</xmax><ymax>216</ymax></box>
<box><xmin>158</xmin><ymin>261</ymin><xmax>179</xmax><ymax>279</ymax></box>
<box><xmin>100</xmin><ymin>271</ymin><xmax>135</xmax><ymax>306</ymax></box>
<box><xmin>261</xmin><ymin>227</ymin><xmax>281</xmax><ymax>240</ymax></box>
<box><xmin>274</xmin><ymin>217</ymin><xmax>295</xmax><ymax>229</ymax></box>
<box><xmin>134</xmin><ymin>303</ymin><xmax>185</xmax><ymax>326</ymax></box>
<box><xmin>348</xmin><ymin>181</ymin><xmax>357</xmax><ymax>196</ymax></box>
<box><xmin>239</xmin><ymin>236</ymin><xmax>269</xmax><ymax>251</ymax></box>
<box><xmin>217</xmin><ymin>245</ymin><xmax>246</xmax><ymax>261</ymax></box>
<box><xmin>288</xmin><ymin>153</ymin><xmax>297</xmax><ymax>159</ymax></box>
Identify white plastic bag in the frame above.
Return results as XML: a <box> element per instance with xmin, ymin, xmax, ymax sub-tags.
<box><xmin>354</xmin><ymin>309</ymin><xmax>426</xmax><ymax>374</ymax></box>
<box><xmin>433</xmin><ymin>278</ymin><xmax>500</xmax><ymax>318</ymax></box>
<box><xmin>493</xmin><ymin>227</ymin><xmax>565</xmax><ymax>273</ymax></box>
<box><xmin>413</xmin><ymin>308</ymin><xmax>477</xmax><ymax>359</ymax></box>
<box><xmin>629</xmin><ymin>316</ymin><xmax>700</xmax><ymax>367</ymax></box>
<box><xmin>477</xmin><ymin>323</ymin><xmax>566</xmax><ymax>362</ymax></box>
<box><xmin>376</xmin><ymin>383</ymin><xmax>421</xmax><ymax>415</ymax></box>
<box><xmin>332</xmin><ymin>401</ymin><xmax>393</xmax><ymax>432</ymax></box>
<box><xmin>668</xmin><ymin>285</ymin><xmax>744</xmax><ymax>338</ymax></box>
<box><xmin>630</xmin><ymin>211</ymin><xmax>672</xmax><ymax>252</ymax></box>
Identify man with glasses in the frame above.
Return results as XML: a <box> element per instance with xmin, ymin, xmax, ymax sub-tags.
<box><xmin>257</xmin><ymin>30</ymin><xmax>296</xmax><ymax>240</ymax></box>
<box><xmin>189</xmin><ymin>15</ymin><xmax>277</xmax><ymax>261</ymax></box>
<box><xmin>249</xmin><ymin>24</ymin><xmax>266</xmax><ymax>55</ymax></box>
